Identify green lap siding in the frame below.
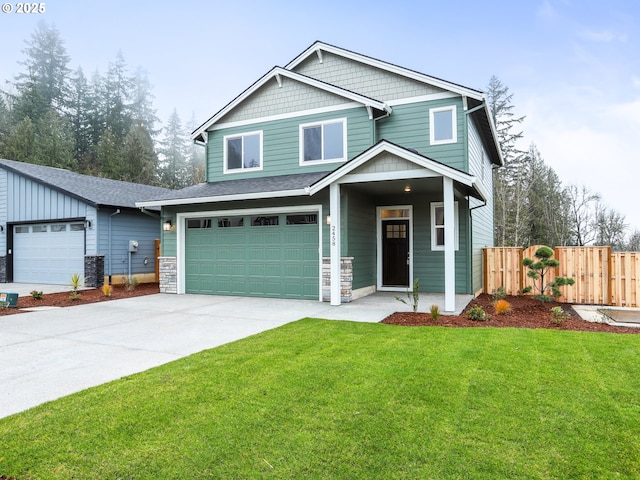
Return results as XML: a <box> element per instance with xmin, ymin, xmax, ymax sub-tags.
<box><xmin>185</xmin><ymin>213</ymin><xmax>319</xmax><ymax>299</ymax></box>
<box><xmin>206</xmin><ymin>107</ymin><xmax>373</xmax><ymax>182</ymax></box>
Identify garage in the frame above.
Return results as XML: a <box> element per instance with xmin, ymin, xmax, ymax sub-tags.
<box><xmin>12</xmin><ymin>222</ymin><xmax>86</xmax><ymax>284</ymax></box>
<box><xmin>185</xmin><ymin>212</ymin><xmax>320</xmax><ymax>299</ymax></box>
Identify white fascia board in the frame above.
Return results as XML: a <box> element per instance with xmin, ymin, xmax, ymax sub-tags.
<box><xmin>135</xmin><ymin>188</ymin><xmax>310</xmax><ymax>208</ymax></box>
<box><xmin>286</xmin><ymin>42</ymin><xmax>484</xmax><ymax>101</ymax></box>
<box><xmin>191</xmin><ymin>67</ymin><xmax>389</xmax><ymax>141</ymax></box>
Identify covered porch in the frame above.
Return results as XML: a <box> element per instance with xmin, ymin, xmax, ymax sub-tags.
<box><xmin>310</xmin><ymin>141</ymin><xmax>487</xmax><ymax>312</ymax></box>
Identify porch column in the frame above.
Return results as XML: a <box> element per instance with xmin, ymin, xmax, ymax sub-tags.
<box><xmin>329</xmin><ymin>183</ymin><xmax>341</xmax><ymax>306</ymax></box>
<box><xmin>443</xmin><ymin>177</ymin><xmax>455</xmax><ymax>312</ymax></box>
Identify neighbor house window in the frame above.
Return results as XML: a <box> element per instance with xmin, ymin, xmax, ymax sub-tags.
<box><xmin>224</xmin><ymin>131</ymin><xmax>263</xmax><ymax>173</ymax></box>
<box><xmin>300</xmin><ymin>119</ymin><xmax>346</xmax><ymax>164</ymax></box>
<box><xmin>430</xmin><ymin>106</ymin><xmax>457</xmax><ymax>145</ymax></box>
<box><xmin>431</xmin><ymin>202</ymin><xmax>459</xmax><ymax>251</ymax></box>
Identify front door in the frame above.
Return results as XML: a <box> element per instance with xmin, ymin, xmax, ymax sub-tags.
<box><xmin>382</xmin><ymin>219</ymin><xmax>409</xmax><ymax>287</ymax></box>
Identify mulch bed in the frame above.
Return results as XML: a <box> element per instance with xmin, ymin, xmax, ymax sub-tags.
<box><xmin>382</xmin><ymin>294</ymin><xmax>640</xmax><ymax>334</ymax></box>
<box><xmin>0</xmin><ymin>282</ymin><xmax>160</xmax><ymax>316</ymax></box>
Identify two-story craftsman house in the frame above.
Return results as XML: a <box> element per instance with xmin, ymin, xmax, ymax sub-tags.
<box><xmin>137</xmin><ymin>42</ymin><xmax>502</xmax><ymax>311</ymax></box>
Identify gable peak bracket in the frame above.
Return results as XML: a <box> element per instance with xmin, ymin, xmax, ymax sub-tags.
<box><xmin>275</xmin><ymin>73</ymin><xmax>283</xmax><ymax>88</ymax></box>
<box><xmin>315</xmin><ymin>48</ymin><xmax>323</xmax><ymax>64</ymax></box>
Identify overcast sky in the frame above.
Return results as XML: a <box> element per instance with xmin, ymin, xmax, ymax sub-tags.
<box><xmin>1</xmin><ymin>0</ymin><xmax>639</xmax><ymax>232</ymax></box>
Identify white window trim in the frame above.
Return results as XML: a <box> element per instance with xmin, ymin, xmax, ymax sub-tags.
<box><xmin>429</xmin><ymin>105</ymin><xmax>457</xmax><ymax>145</ymax></box>
<box><xmin>431</xmin><ymin>201</ymin><xmax>459</xmax><ymax>251</ymax></box>
<box><xmin>299</xmin><ymin>118</ymin><xmax>347</xmax><ymax>166</ymax></box>
<box><xmin>223</xmin><ymin>130</ymin><xmax>263</xmax><ymax>174</ymax></box>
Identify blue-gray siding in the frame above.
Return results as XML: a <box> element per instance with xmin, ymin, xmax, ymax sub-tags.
<box><xmin>97</xmin><ymin>209</ymin><xmax>160</xmax><ymax>280</ymax></box>
<box><xmin>468</xmin><ymin>116</ymin><xmax>495</xmax><ymax>293</ymax></box>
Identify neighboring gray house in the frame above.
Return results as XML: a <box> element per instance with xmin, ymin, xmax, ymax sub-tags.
<box><xmin>138</xmin><ymin>42</ymin><xmax>502</xmax><ymax>311</ymax></box>
<box><xmin>0</xmin><ymin>159</ymin><xmax>171</xmax><ymax>286</ymax></box>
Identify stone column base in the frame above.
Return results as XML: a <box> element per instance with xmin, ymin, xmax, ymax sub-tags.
<box><xmin>159</xmin><ymin>256</ymin><xmax>177</xmax><ymax>293</ymax></box>
<box><xmin>84</xmin><ymin>255</ymin><xmax>105</xmax><ymax>288</ymax></box>
<box><xmin>322</xmin><ymin>256</ymin><xmax>354</xmax><ymax>303</ymax></box>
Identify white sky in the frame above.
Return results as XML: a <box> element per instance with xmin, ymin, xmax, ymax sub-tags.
<box><xmin>1</xmin><ymin>0</ymin><xmax>639</xmax><ymax>232</ymax></box>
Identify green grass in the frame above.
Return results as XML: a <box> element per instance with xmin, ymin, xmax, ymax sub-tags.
<box><xmin>1</xmin><ymin>319</ymin><xmax>640</xmax><ymax>479</ymax></box>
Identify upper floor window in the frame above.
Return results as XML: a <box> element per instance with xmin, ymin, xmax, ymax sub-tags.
<box><xmin>224</xmin><ymin>131</ymin><xmax>263</xmax><ymax>173</ymax></box>
<box><xmin>430</xmin><ymin>106</ymin><xmax>457</xmax><ymax>145</ymax></box>
<box><xmin>431</xmin><ymin>201</ymin><xmax>459</xmax><ymax>251</ymax></box>
<box><xmin>299</xmin><ymin>119</ymin><xmax>346</xmax><ymax>164</ymax></box>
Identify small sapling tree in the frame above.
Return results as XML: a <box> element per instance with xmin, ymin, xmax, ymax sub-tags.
<box><xmin>522</xmin><ymin>246</ymin><xmax>574</xmax><ymax>302</ymax></box>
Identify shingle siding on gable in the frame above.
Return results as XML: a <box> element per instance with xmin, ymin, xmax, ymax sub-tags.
<box><xmin>351</xmin><ymin>153</ymin><xmax>420</xmax><ymax>175</ymax></box>
<box><xmin>218</xmin><ymin>77</ymin><xmax>351</xmax><ymax>125</ymax></box>
<box><xmin>292</xmin><ymin>52</ymin><xmax>446</xmax><ymax>101</ymax></box>
<box><xmin>207</xmin><ymin>107</ymin><xmax>373</xmax><ymax>181</ymax></box>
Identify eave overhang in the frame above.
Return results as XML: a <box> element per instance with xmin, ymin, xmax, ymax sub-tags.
<box><xmin>286</xmin><ymin>41</ymin><xmax>486</xmax><ymax>102</ymax></box>
<box><xmin>309</xmin><ymin>140</ymin><xmax>488</xmax><ymax>202</ymax></box>
<box><xmin>192</xmin><ymin>66</ymin><xmax>391</xmax><ymax>143</ymax></box>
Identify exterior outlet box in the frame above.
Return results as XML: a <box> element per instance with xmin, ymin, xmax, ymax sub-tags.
<box><xmin>0</xmin><ymin>292</ymin><xmax>19</xmax><ymax>308</ymax></box>
<box><xmin>129</xmin><ymin>240</ymin><xmax>139</xmax><ymax>253</ymax></box>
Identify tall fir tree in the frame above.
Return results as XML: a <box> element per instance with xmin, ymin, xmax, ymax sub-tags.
<box><xmin>67</xmin><ymin>67</ymin><xmax>94</xmax><ymax>169</ymax></box>
<box><xmin>158</xmin><ymin>109</ymin><xmax>189</xmax><ymax>188</ymax></box>
<box><xmin>14</xmin><ymin>21</ymin><xmax>70</xmax><ymax>112</ymax></box>
<box><xmin>122</xmin><ymin>123</ymin><xmax>158</xmax><ymax>184</ymax></box>
<box><xmin>131</xmin><ymin>66</ymin><xmax>160</xmax><ymax>138</ymax></box>
<box><xmin>485</xmin><ymin>76</ymin><xmax>526</xmax><ymax>246</ymax></box>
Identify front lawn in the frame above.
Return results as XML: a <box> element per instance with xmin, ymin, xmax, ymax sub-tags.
<box><xmin>1</xmin><ymin>319</ymin><xmax>639</xmax><ymax>479</ymax></box>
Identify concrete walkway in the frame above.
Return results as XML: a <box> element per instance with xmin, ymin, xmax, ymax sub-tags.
<box><xmin>0</xmin><ymin>291</ymin><xmax>472</xmax><ymax>419</ymax></box>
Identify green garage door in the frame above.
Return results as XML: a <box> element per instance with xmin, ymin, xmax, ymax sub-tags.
<box><xmin>185</xmin><ymin>213</ymin><xmax>319</xmax><ymax>299</ymax></box>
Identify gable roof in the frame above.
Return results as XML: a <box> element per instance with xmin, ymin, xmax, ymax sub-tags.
<box><xmin>192</xmin><ymin>67</ymin><xmax>391</xmax><ymax>143</ymax></box>
<box><xmin>309</xmin><ymin>140</ymin><xmax>488</xmax><ymax>202</ymax></box>
<box><xmin>191</xmin><ymin>41</ymin><xmax>502</xmax><ymax>166</ymax></box>
<box><xmin>0</xmin><ymin>159</ymin><xmax>172</xmax><ymax>210</ymax></box>
<box><xmin>286</xmin><ymin>41</ymin><xmax>486</xmax><ymax>101</ymax></box>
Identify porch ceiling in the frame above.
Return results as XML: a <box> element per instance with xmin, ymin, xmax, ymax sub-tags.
<box><xmin>343</xmin><ymin>176</ymin><xmax>481</xmax><ymax>201</ymax></box>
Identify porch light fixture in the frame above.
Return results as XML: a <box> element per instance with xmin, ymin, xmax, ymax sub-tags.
<box><xmin>326</xmin><ymin>215</ymin><xmax>331</xmax><ymax>225</ymax></box>
<box><xmin>0</xmin><ymin>225</ymin><xmax>3</xmax><ymax>232</ymax></box>
<box><xmin>84</xmin><ymin>220</ymin><xmax>92</xmax><ymax>229</ymax></box>
<box><xmin>163</xmin><ymin>219</ymin><xmax>173</xmax><ymax>231</ymax></box>
<box><xmin>404</xmin><ymin>185</ymin><xmax>412</xmax><ymax>193</ymax></box>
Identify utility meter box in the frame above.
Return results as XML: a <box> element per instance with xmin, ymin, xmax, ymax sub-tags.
<box><xmin>129</xmin><ymin>240</ymin><xmax>139</xmax><ymax>253</ymax></box>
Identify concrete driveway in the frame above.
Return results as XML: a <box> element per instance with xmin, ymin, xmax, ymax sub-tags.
<box><xmin>0</xmin><ymin>292</ymin><xmax>418</xmax><ymax>419</ymax></box>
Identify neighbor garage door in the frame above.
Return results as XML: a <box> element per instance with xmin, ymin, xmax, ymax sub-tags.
<box><xmin>13</xmin><ymin>222</ymin><xmax>85</xmax><ymax>284</ymax></box>
<box><xmin>185</xmin><ymin>212</ymin><xmax>319</xmax><ymax>299</ymax></box>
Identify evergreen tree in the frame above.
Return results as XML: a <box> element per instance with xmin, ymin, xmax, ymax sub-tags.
<box><xmin>14</xmin><ymin>21</ymin><xmax>70</xmax><ymax>112</ymax></box>
<box><xmin>122</xmin><ymin>123</ymin><xmax>158</xmax><ymax>184</ymax></box>
<box><xmin>485</xmin><ymin>76</ymin><xmax>526</xmax><ymax>246</ymax></box>
<box><xmin>131</xmin><ymin>66</ymin><xmax>160</xmax><ymax>138</ymax></box>
<box><xmin>187</xmin><ymin>112</ymin><xmax>206</xmax><ymax>184</ymax></box>
<box><xmin>94</xmin><ymin>129</ymin><xmax>122</xmax><ymax>178</ymax></box>
<box><xmin>158</xmin><ymin>109</ymin><xmax>189</xmax><ymax>188</ymax></box>
<box><xmin>35</xmin><ymin>109</ymin><xmax>75</xmax><ymax>169</ymax></box>
<box><xmin>103</xmin><ymin>51</ymin><xmax>134</xmax><ymax>141</ymax></box>
<box><xmin>67</xmin><ymin>67</ymin><xmax>94</xmax><ymax>169</ymax></box>
<box><xmin>2</xmin><ymin>117</ymin><xmax>37</xmax><ymax>163</ymax></box>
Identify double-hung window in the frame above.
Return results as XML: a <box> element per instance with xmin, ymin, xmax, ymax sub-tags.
<box><xmin>300</xmin><ymin>119</ymin><xmax>346</xmax><ymax>164</ymax></box>
<box><xmin>429</xmin><ymin>106</ymin><xmax>457</xmax><ymax>145</ymax></box>
<box><xmin>224</xmin><ymin>131</ymin><xmax>263</xmax><ymax>173</ymax></box>
<box><xmin>431</xmin><ymin>202</ymin><xmax>459</xmax><ymax>251</ymax></box>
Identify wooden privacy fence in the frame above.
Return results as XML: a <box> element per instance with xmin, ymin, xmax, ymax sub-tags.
<box><xmin>484</xmin><ymin>246</ymin><xmax>639</xmax><ymax>307</ymax></box>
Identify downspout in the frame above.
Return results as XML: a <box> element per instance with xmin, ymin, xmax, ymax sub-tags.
<box><xmin>108</xmin><ymin>209</ymin><xmax>121</xmax><ymax>283</ymax></box>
